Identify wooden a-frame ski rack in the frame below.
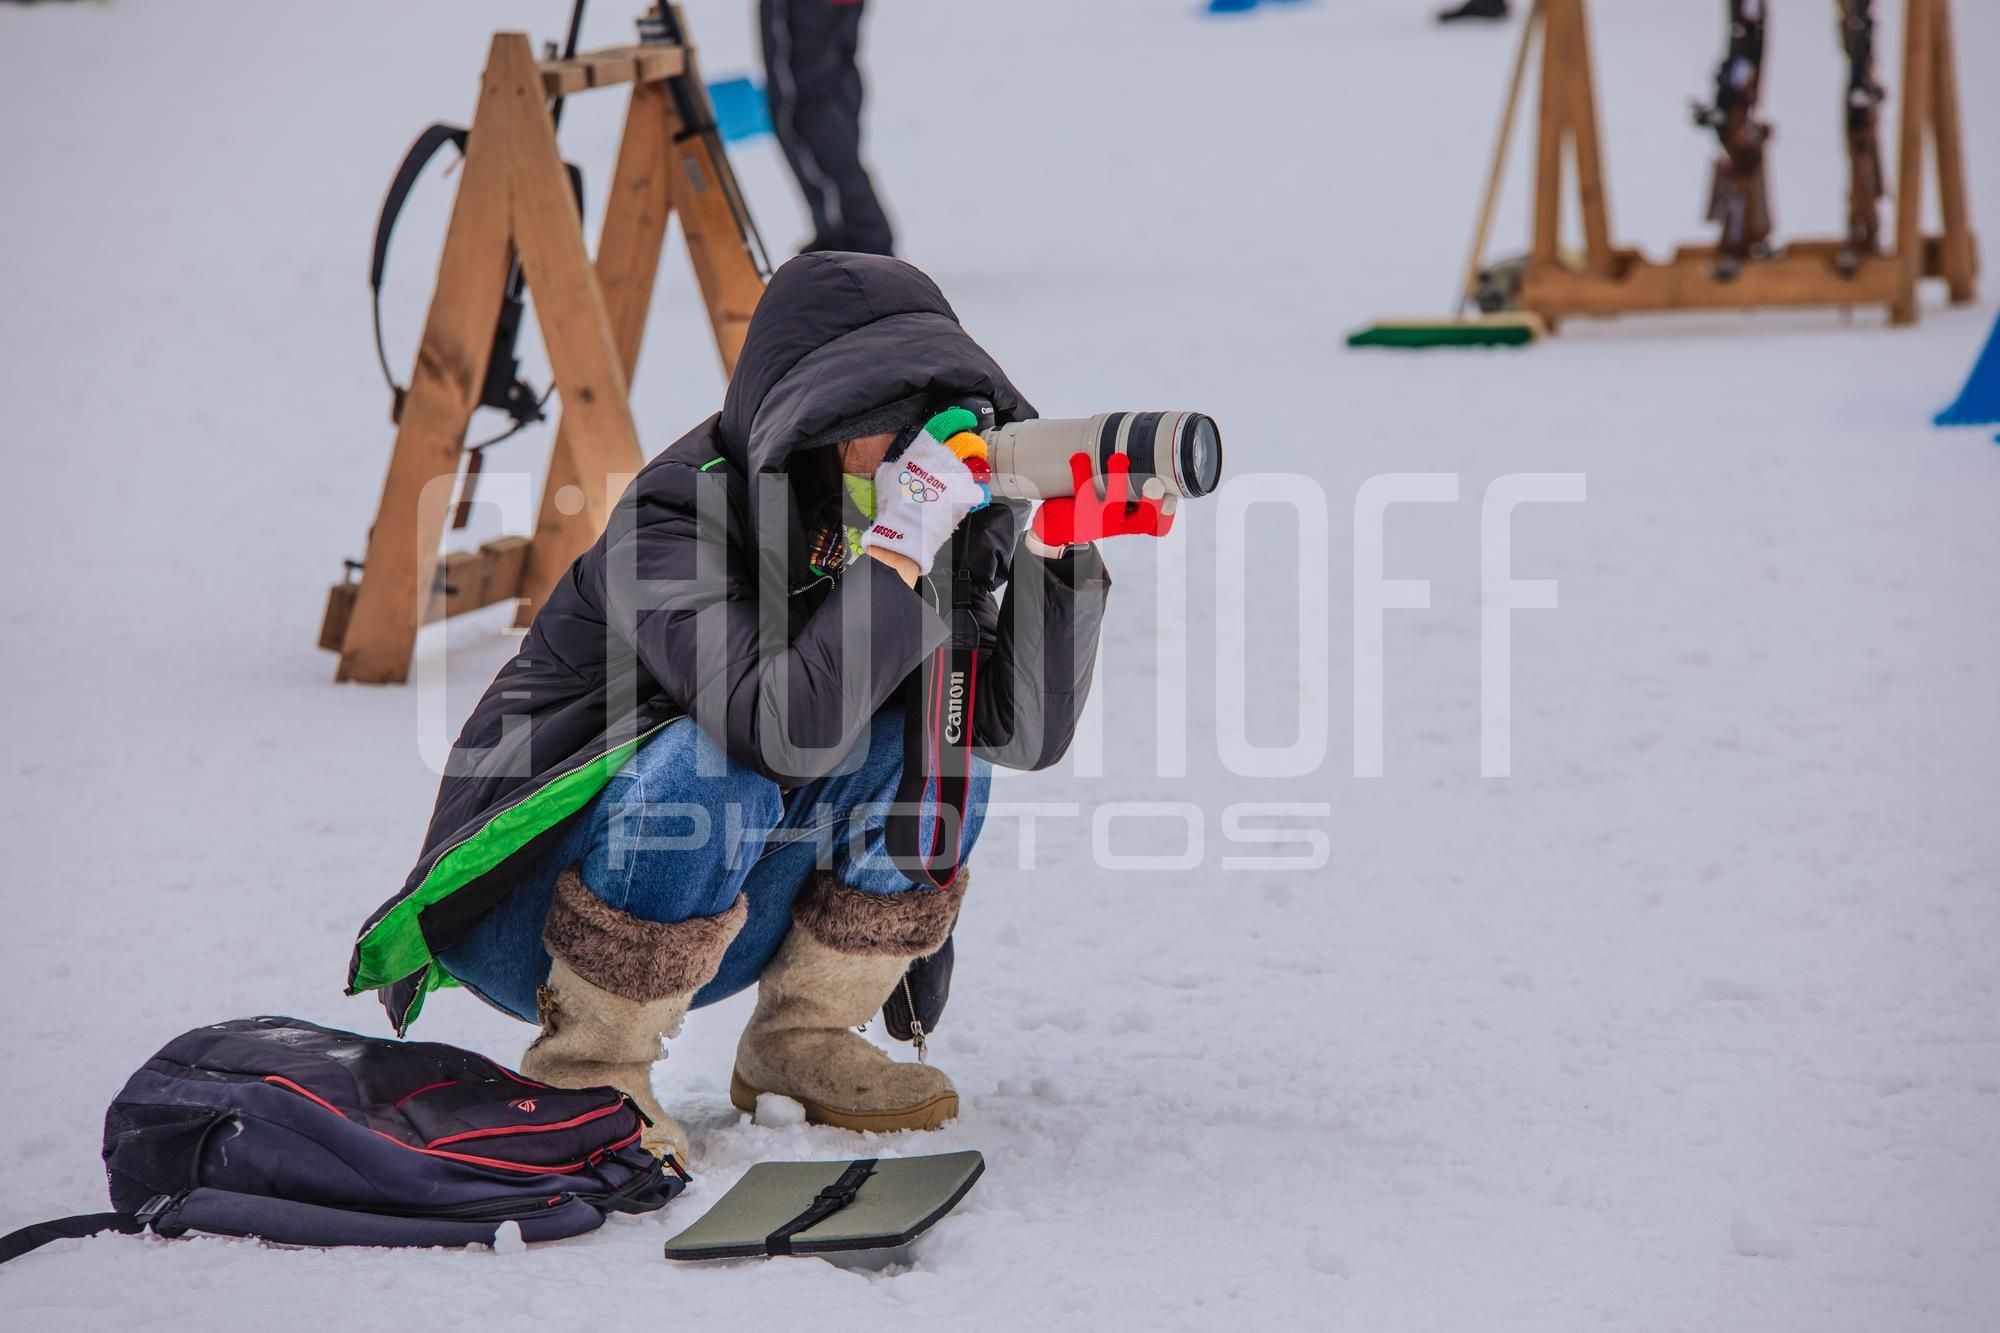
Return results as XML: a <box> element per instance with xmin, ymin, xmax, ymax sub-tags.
<box><xmin>322</xmin><ymin>9</ymin><xmax>767</xmax><ymax>684</ymax></box>
<box><xmin>1509</xmin><ymin>0</ymin><xmax>1976</xmax><ymax>330</ymax></box>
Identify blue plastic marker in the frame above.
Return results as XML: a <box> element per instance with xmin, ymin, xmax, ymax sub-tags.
<box><xmin>707</xmin><ymin>77</ymin><xmax>773</xmax><ymax>144</ymax></box>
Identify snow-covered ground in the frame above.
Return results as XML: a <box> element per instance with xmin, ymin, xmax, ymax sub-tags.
<box><xmin>3</xmin><ymin>0</ymin><xmax>1997</xmax><ymax>1328</ymax></box>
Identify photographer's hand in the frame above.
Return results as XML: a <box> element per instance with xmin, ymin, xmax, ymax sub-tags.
<box><xmin>863</xmin><ymin>409</ymin><xmax>987</xmax><ymax>577</ymax></box>
<box><xmin>1028</xmin><ymin>452</ymin><xmax>1175</xmax><ymax>556</ymax></box>
<box><xmin>864</xmin><ymin>546</ymin><xmax>922</xmax><ymax>587</ymax></box>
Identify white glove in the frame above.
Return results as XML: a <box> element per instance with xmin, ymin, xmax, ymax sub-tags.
<box><xmin>863</xmin><ymin>430</ymin><xmax>984</xmax><ymax>575</ymax></box>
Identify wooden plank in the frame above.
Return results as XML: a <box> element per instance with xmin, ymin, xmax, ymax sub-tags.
<box><xmin>503</xmin><ymin>37</ymin><xmax>647</xmax><ymax>550</ymax></box>
<box><xmin>665</xmin><ymin>5</ymin><xmax>764</xmax><ymax>374</ymax></box>
<box><xmin>538</xmin><ymin>44</ymin><xmax>686</xmax><ymax>97</ymax></box>
<box><xmin>1666</xmin><ymin>235</ymin><xmax>1948</xmax><ymax>277</ymax></box>
<box><xmin>319</xmin><ymin>583</ymin><xmax>357</xmax><ymax>653</ymax></box>
<box><xmin>430</xmin><ymin>547</ymin><xmax>488</xmax><ymax>620</ymax></box>
<box><xmin>425</xmin><ymin>536</ymin><xmax>531</xmax><ymax>621</ymax></box>
<box><xmin>1520</xmin><ymin>248</ymin><xmax>1900</xmax><ymax>319</ymax></box>
<box><xmin>1889</xmin><ymin>0</ymin><xmax>1934</xmax><ymax>326</ymax></box>
<box><xmin>584</xmin><ymin>53</ymin><xmax>635</xmax><ymax>88</ymax></box>
<box><xmin>541</xmin><ymin>64</ymin><xmax>590</xmax><ymax>97</ymax></box>
<box><xmin>633</xmin><ymin>46</ymin><xmax>687</xmax><ymax>82</ymax></box>
<box><xmin>536</xmin><ymin>45</ymin><xmax>687</xmax><ymax>97</ymax></box>
<box><xmin>326</xmin><ymin>535</ymin><xmax>530</xmax><ymax>656</ymax></box>
<box><xmin>583</xmin><ymin>84</ymin><xmax>676</xmax><ymax>364</ymax></box>
<box><xmin>1562</xmin><ymin>0</ymin><xmax>1612</xmax><ymax>275</ymax></box>
<box><xmin>336</xmin><ymin>36</ymin><xmax>518</xmax><ymax>684</ymax></box>
<box><xmin>478</xmin><ymin>534</ymin><xmax>531</xmax><ymax>605</ymax></box>
<box><xmin>1529</xmin><ymin>0</ymin><xmax>1567</xmax><ymax>266</ymax></box>
<box><xmin>1926</xmin><ymin>0</ymin><xmax>1976</xmax><ymax>303</ymax></box>
<box><xmin>516</xmin><ymin>80</ymin><xmax>678</xmax><ymax>626</ymax></box>
<box><xmin>1919</xmin><ymin>233</ymin><xmax>1971</xmax><ymax>282</ymax></box>
<box><xmin>667</xmin><ymin>124</ymin><xmax>757</xmax><ymax>372</ymax></box>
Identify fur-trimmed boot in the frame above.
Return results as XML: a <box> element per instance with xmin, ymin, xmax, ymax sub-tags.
<box><xmin>521</xmin><ymin>867</ymin><xmax>747</xmax><ymax>1167</ymax></box>
<box><xmin>731</xmin><ymin>869</ymin><xmax>968</xmax><ymax>1133</ymax></box>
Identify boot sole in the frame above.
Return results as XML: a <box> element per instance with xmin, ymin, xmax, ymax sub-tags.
<box><xmin>730</xmin><ymin>1070</ymin><xmax>959</xmax><ymax>1133</ymax></box>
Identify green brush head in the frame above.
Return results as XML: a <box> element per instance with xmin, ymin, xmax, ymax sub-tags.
<box><xmin>1346</xmin><ymin>318</ymin><xmax>1540</xmax><ymax>349</ymax></box>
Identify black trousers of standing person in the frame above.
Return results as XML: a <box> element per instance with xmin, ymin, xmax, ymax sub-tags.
<box><xmin>759</xmin><ymin>0</ymin><xmax>895</xmax><ymax>256</ymax></box>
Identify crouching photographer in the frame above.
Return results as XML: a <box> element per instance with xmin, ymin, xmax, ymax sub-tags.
<box><xmin>349</xmin><ymin>252</ymin><xmax>1216</xmax><ymax>1171</ymax></box>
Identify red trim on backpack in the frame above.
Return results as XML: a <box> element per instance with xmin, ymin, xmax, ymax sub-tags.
<box><xmin>262</xmin><ymin>1076</ymin><xmax>640</xmax><ymax>1175</ymax></box>
<box><xmin>392</xmin><ymin>1080</ymin><xmax>455</xmax><ymax>1107</ymax></box>
<box><xmin>491</xmin><ymin>1063</ymin><xmax>550</xmax><ymax>1089</ymax></box>
<box><xmin>424</xmin><ymin>1102</ymin><xmax>627</xmax><ymax>1147</ymax></box>
<box><xmin>417</xmin><ymin>1129</ymin><xmax>643</xmax><ymax>1175</ymax></box>
<box><xmin>263</xmin><ymin>1074</ymin><xmax>348</xmax><ymax>1117</ymax></box>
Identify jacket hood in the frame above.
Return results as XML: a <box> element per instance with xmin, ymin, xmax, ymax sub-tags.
<box><xmin>718</xmin><ymin>252</ymin><xmax>1036</xmax><ymax>478</ymax></box>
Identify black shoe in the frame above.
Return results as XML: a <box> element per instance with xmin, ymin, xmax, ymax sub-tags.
<box><xmin>1437</xmin><ymin>0</ymin><xmax>1509</xmax><ymax>21</ymax></box>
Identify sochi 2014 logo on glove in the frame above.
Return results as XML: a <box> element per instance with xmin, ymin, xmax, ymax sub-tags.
<box><xmin>899</xmin><ymin>462</ymin><xmax>947</xmax><ymax>503</ymax></box>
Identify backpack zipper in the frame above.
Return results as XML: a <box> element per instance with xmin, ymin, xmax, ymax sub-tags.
<box><xmin>423</xmin><ymin>1100</ymin><xmax>627</xmax><ymax>1148</ymax></box>
<box><xmin>262</xmin><ymin>1076</ymin><xmax>642</xmax><ymax>1174</ymax></box>
<box><xmin>362</xmin><ymin>1191</ymin><xmax>577</xmax><ymax>1222</ymax></box>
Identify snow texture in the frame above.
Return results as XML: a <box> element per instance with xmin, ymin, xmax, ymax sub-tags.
<box><xmin>753</xmin><ymin>1093</ymin><xmax>809</xmax><ymax>1128</ymax></box>
<box><xmin>2</xmin><ymin>1</ymin><xmax>1997</xmax><ymax>1329</ymax></box>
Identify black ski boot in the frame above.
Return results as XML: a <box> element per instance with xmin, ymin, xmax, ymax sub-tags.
<box><xmin>1437</xmin><ymin>0</ymin><xmax>1510</xmax><ymax>21</ymax></box>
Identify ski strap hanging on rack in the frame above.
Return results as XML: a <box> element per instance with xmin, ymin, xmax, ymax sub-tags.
<box><xmin>365</xmin><ymin>0</ymin><xmax>592</xmax><ymax>535</ymax></box>
<box><xmin>369</xmin><ymin>123</ymin><xmax>467</xmax><ymax>425</ymax></box>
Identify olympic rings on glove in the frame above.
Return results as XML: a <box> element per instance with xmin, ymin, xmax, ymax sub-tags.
<box><xmin>898</xmin><ymin>469</ymin><xmax>940</xmax><ymax>502</ymax></box>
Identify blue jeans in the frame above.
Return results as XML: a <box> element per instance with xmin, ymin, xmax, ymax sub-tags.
<box><xmin>439</xmin><ymin>708</ymin><xmax>989</xmax><ymax>1022</ymax></box>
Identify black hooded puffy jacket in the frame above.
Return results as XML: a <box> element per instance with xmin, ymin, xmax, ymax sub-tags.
<box><xmin>349</xmin><ymin>253</ymin><xmax>1112</xmax><ymax>1031</ymax></box>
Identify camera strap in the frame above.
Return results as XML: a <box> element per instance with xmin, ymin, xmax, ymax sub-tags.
<box><xmin>884</xmin><ymin>559</ymin><xmax>978</xmax><ymax>890</ymax></box>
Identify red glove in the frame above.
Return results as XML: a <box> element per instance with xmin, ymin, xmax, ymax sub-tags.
<box><xmin>1030</xmin><ymin>452</ymin><xmax>1175</xmax><ymax>548</ymax></box>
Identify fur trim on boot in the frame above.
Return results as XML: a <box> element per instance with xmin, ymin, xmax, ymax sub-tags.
<box><xmin>731</xmin><ymin>870</ymin><xmax>968</xmax><ymax>1132</ymax></box>
<box><xmin>522</xmin><ymin>867</ymin><xmax>748</xmax><ymax>1166</ymax></box>
<box><xmin>791</xmin><ymin>865</ymin><xmax>968</xmax><ymax>957</ymax></box>
<box><xmin>544</xmin><ymin>866</ymin><xmax>748</xmax><ymax>1001</ymax></box>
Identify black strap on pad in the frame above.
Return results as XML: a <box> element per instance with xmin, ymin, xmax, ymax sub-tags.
<box><xmin>763</xmin><ymin>1159</ymin><xmax>877</xmax><ymax>1257</ymax></box>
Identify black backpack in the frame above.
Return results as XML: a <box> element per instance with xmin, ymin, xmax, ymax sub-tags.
<box><xmin>1</xmin><ymin>1016</ymin><xmax>685</xmax><ymax>1263</ymax></box>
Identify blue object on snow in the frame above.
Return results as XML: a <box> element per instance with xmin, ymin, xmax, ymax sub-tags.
<box><xmin>1203</xmin><ymin>0</ymin><xmax>1311</xmax><ymax>13</ymax></box>
<box><xmin>707</xmin><ymin>77</ymin><xmax>772</xmax><ymax>144</ymax></box>
<box><xmin>1203</xmin><ymin>0</ymin><xmax>1313</xmax><ymax>16</ymax></box>
<box><xmin>1934</xmin><ymin>310</ymin><xmax>2000</xmax><ymax>427</ymax></box>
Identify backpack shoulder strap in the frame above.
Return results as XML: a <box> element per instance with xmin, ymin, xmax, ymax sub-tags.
<box><xmin>0</xmin><ymin>1199</ymin><xmax>165</xmax><ymax>1264</ymax></box>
